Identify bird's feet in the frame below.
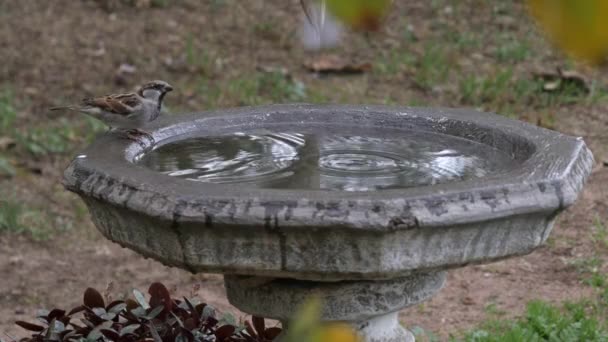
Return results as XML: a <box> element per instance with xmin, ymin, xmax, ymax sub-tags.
<box><xmin>124</xmin><ymin>129</ymin><xmax>154</xmax><ymax>143</ymax></box>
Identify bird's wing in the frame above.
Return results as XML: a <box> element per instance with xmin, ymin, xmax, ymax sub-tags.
<box><xmin>81</xmin><ymin>93</ymin><xmax>141</xmax><ymax>116</ymax></box>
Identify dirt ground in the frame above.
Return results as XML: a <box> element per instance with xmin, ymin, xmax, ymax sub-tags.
<box><xmin>1</xmin><ymin>0</ymin><xmax>607</xmax><ymax>340</ymax></box>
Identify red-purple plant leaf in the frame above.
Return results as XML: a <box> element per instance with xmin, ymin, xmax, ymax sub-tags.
<box><xmin>58</xmin><ymin>316</ymin><xmax>71</xmax><ymax>326</ymax></box>
<box><xmin>183</xmin><ymin>297</ymin><xmax>200</xmax><ymax>324</ymax></box>
<box><xmin>206</xmin><ymin>317</ymin><xmax>219</xmax><ymax>330</ymax></box>
<box><xmin>179</xmin><ymin>327</ymin><xmax>195</xmax><ymax>342</ymax></box>
<box><xmin>183</xmin><ymin>317</ymin><xmax>197</xmax><ymax>331</ymax></box>
<box><xmin>125</xmin><ymin>298</ymin><xmax>139</xmax><ymax>311</ymax></box>
<box><xmin>121</xmin><ymin>310</ymin><xmax>140</xmax><ymax>323</ymax></box>
<box><xmin>47</xmin><ymin>309</ymin><xmax>66</xmax><ymax>321</ymax></box>
<box><xmin>172</xmin><ymin>306</ymin><xmax>189</xmax><ymax>319</ymax></box>
<box><xmin>71</xmin><ymin>323</ymin><xmax>88</xmax><ymax>335</ymax></box>
<box><xmin>83</xmin><ymin>288</ymin><xmax>105</xmax><ymax>309</ymax></box>
<box><xmin>67</xmin><ymin>305</ymin><xmax>86</xmax><ymax>316</ymax></box>
<box><xmin>195</xmin><ymin>303</ymin><xmax>206</xmax><ymax>317</ymax></box>
<box><xmin>215</xmin><ymin>325</ymin><xmax>236</xmax><ymax>340</ymax></box>
<box><xmin>148</xmin><ymin>282</ymin><xmax>173</xmax><ymax>314</ymax></box>
<box><xmin>80</xmin><ymin>318</ymin><xmax>96</xmax><ymax>329</ymax></box>
<box><xmin>265</xmin><ymin>327</ymin><xmax>282</xmax><ymax>340</ymax></box>
<box><xmin>252</xmin><ymin>316</ymin><xmax>265</xmax><ymax>336</ymax></box>
<box><xmin>61</xmin><ymin>330</ymin><xmax>79</xmax><ymax>340</ymax></box>
<box><xmin>101</xmin><ymin>328</ymin><xmax>120</xmax><ymax>340</ymax></box>
<box><xmin>15</xmin><ymin>321</ymin><xmax>45</xmax><ymax>332</ymax></box>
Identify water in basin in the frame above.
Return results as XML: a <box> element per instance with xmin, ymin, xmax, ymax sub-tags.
<box><xmin>136</xmin><ymin>128</ymin><xmax>515</xmax><ymax>191</ymax></box>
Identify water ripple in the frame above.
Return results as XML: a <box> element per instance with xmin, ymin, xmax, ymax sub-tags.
<box><xmin>137</xmin><ymin>130</ymin><xmax>515</xmax><ymax>191</ymax></box>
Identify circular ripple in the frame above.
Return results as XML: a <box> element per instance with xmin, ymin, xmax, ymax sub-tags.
<box><xmin>137</xmin><ymin>130</ymin><xmax>515</xmax><ymax>191</ymax></box>
<box><xmin>139</xmin><ymin>133</ymin><xmax>303</xmax><ymax>184</ymax></box>
<box><xmin>319</xmin><ymin>150</ymin><xmax>405</xmax><ymax>174</ymax></box>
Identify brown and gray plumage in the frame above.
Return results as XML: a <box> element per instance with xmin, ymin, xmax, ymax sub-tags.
<box><xmin>50</xmin><ymin>80</ymin><xmax>173</xmax><ymax>135</ymax></box>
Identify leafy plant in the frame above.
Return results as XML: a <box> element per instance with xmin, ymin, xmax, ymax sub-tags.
<box><xmin>13</xmin><ymin>282</ymin><xmax>281</xmax><ymax>342</ymax></box>
<box><xmin>458</xmin><ymin>300</ymin><xmax>608</xmax><ymax>341</ymax></box>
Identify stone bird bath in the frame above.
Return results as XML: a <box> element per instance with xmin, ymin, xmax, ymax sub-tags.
<box><xmin>64</xmin><ymin>104</ymin><xmax>593</xmax><ymax>341</ymax></box>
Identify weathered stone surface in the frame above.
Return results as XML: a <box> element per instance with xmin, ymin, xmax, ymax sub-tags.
<box><xmin>225</xmin><ymin>274</ymin><xmax>443</xmax><ymax>342</ymax></box>
<box><xmin>63</xmin><ymin>104</ymin><xmax>593</xmax><ymax>281</ymax></box>
<box><xmin>224</xmin><ymin>272</ymin><xmax>446</xmax><ymax>321</ymax></box>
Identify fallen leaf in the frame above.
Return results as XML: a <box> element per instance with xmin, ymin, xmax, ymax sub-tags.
<box><xmin>0</xmin><ymin>136</ymin><xmax>16</xmax><ymax>150</ymax></box>
<box><xmin>115</xmin><ymin>63</ymin><xmax>137</xmax><ymax>86</ymax></box>
<box><xmin>532</xmin><ymin>67</ymin><xmax>590</xmax><ymax>93</ymax></box>
<box><xmin>303</xmin><ymin>54</ymin><xmax>372</xmax><ymax>74</ymax></box>
<box><xmin>256</xmin><ymin>65</ymin><xmax>290</xmax><ymax>77</ymax></box>
<box><xmin>461</xmin><ymin>296</ymin><xmax>475</xmax><ymax>305</ymax></box>
<box><xmin>118</xmin><ymin>63</ymin><xmax>137</xmax><ymax>74</ymax></box>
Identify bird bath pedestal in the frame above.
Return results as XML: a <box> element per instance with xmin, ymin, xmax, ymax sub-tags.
<box><xmin>64</xmin><ymin>105</ymin><xmax>593</xmax><ymax>341</ymax></box>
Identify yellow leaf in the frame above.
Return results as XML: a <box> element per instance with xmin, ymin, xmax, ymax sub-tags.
<box><xmin>313</xmin><ymin>323</ymin><xmax>362</xmax><ymax>342</ymax></box>
<box><xmin>323</xmin><ymin>0</ymin><xmax>392</xmax><ymax>31</ymax></box>
<box><xmin>528</xmin><ymin>0</ymin><xmax>608</xmax><ymax>64</ymax></box>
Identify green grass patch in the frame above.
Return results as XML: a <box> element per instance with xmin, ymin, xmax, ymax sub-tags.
<box><xmin>0</xmin><ymin>88</ymin><xmax>17</xmax><ymax>134</ymax></box>
<box><xmin>218</xmin><ymin>71</ymin><xmax>307</xmax><ymax>106</ymax></box>
<box><xmin>0</xmin><ymin>197</ymin><xmax>68</xmax><ymax>241</ymax></box>
<box><xmin>494</xmin><ymin>35</ymin><xmax>530</xmax><ymax>63</ymax></box>
<box><xmin>1</xmin><ymin>86</ymin><xmax>105</xmax><ymax>157</ymax></box>
<box><xmin>414</xmin><ymin>44</ymin><xmax>450</xmax><ymax>91</ymax></box>
<box><xmin>455</xmin><ymin>300</ymin><xmax>608</xmax><ymax>342</ymax></box>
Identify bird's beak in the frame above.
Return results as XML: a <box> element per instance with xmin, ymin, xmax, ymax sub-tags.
<box><xmin>166</xmin><ymin>85</ymin><xmax>174</xmax><ymax>92</ymax></box>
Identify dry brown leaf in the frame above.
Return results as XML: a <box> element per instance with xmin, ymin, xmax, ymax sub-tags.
<box><xmin>532</xmin><ymin>67</ymin><xmax>590</xmax><ymax>93</ymax></box>
<box><xmin>256</xmin><ymin>65</ymin><xmax>290</xmax><ymax>77</ymax></box>
<box><xmin>303</xmin><ymin>54</ymin><xmax>372</xmax><ymax>74</ymax></box>
<box><xmin>461</xmin><ymin>296</ymin><xmax>475</xmax><ymax>305</ymax></box>
<box><xmin>0</xmin><ymin>136</ymin><xmax>16</xmax><ymax>150</ymax></box>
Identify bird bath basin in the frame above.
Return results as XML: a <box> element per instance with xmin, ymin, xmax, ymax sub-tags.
<box><xmin>64</xmin><ymin>104</ymin><xmax>593</xmax><ymax>341</ymax></box>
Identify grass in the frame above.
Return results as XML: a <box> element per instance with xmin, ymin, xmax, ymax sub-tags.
<box><xmin>414</xmin><ymin>43</ymin><xmax>451</xmax><ymax>91</ymax></box>
<box><xmin>185</xmin><ymin>34</ymin><xmax>215</xmax><ymax>75</ymax></box>
<box><xmin>494</xmin><ymin>35</ymin><xmax>530</xmax><ymax>63</ymax></box>
<box><xmin>0</xmin><ymin>198</ymin><xmax>59</xmax><ymax>241</ymax></box>
<box><xmin>0</xmin><ymin>88</ymin><xmax>16</xmax><ymax>134</ymax></box>
<box><xmin>209</xmin><ymin>71</ymin><xmax>308</xmax><ymax>107</ymax></box>
<box><xmin>0</xmin><ymin>87</ymin><xmax>104</xmax><ymax>157</ymax></box>
<box><xmin>591</xmin><ymin>216</ymin><xmax>608</xmax><ymax>250</ymax></box>
<box><xmin>458</xmin><ymin>300</ymin><xmax>608</xmax><ymax>341</ymax></box>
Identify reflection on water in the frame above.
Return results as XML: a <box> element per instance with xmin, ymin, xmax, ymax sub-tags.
<box><xmin>136</xmin><ymin>130</ymin><xmax>515</xmax><ymax>191</ymax></box>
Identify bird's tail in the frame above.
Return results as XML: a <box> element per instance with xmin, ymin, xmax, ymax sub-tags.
<box><xmin>49</xmin><ymin>106</ymin><xmax>78</xmax><ymax>112</ymax></box>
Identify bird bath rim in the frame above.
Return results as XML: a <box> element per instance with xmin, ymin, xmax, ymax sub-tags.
<box><xmin>64</xmin><ymin>104</ymin><xmax>592</xmax><ymax>232</ymax></box>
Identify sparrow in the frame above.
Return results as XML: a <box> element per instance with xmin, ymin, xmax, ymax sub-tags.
<box><xmin>50</xmin><ymin>80</ymin><xmax>173</xmax><ymax>140</ymax></box>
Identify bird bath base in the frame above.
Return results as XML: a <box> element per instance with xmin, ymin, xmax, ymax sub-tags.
<box><xmin>225</xmin><ymin>272</ymin><xmax>445</xmax><ymax>341</ymax></box>
<box><xmin>64</xmin><ymin>104</ymin><xmax>593</xmax><ymax>342</ymax></box>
